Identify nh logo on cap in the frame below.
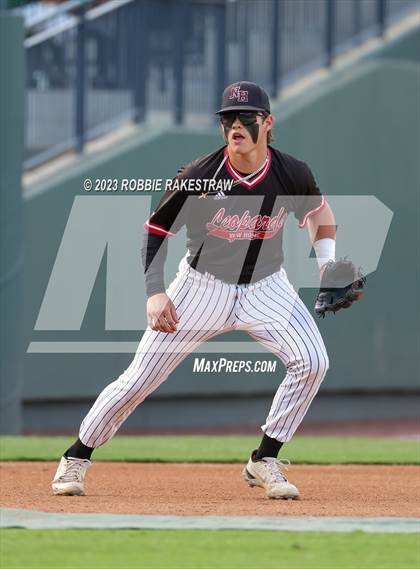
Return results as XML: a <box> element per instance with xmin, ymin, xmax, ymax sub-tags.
<box><xmin>229</xmin><ymin>85</ymin><xmax>248</xmax><ymax>103</ymax></box>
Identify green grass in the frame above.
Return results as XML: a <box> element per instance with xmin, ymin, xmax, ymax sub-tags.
<box><xmin>0</xmin><ymin>435</ymin><xmax>419</xmax><ymax>464</ymax></box>
<box><xmin>1</xmin><ymin>530</ymin><xmax>419</xmax><ymax>569</ymax></box>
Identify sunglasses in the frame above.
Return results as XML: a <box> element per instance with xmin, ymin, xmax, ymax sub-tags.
<box><xmin>220</xmin><ymin>111</ymin><xmax>266</xmax><ymax>128</ymax></box>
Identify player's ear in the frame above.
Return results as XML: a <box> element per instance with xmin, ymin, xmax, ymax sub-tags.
<box><xmin>265</xmin><ymin>114</ymin><xmax>274</xmax><ymax>132</ymax></box>
<box><xmin>264</xmin><ymin>114</ymin><xmax>274</xmax><ymax>144</ymax></box>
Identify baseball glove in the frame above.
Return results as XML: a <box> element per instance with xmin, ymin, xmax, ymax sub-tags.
<box><xmin>315</xmin><ymin>259</ymin><xmax>366</xmax><ymax>317</ymax></box>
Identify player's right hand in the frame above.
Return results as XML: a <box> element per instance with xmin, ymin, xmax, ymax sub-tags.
<box><xmin>147</xmin><ymin>293</ymin><xmax>179</xmax><ymax>333</ymax></box>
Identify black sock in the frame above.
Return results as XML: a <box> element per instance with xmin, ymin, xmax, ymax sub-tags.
<box><xmin>64</xmin><ymin>438</ymin><xmax>94</xmax><ymax>460</ymax></box>
<box><xmin>254</xmin><ymin>434</ymin><xmax>283</xmax><ymax>460</ymax></box>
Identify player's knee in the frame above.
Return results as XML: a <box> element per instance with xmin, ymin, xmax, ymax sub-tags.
<box><xmin>119</xmin><ymin>360</ymin><xmax>156</xmax><ymax>387</ymax></box>
<box><xmin>111</xmin><ymin>369</ymin><xmax>145</xmax><ymax>400</ymax></box>
<box><xmin>320</xmin><ymin>349</ymin><xmax>329</xmax><ymax>379</ymax></box>
<box><xmin>305</xmin><ymin>347</ymin><xmax>329</xmax><ymax>384</ymax></box>
<box><xmin>316</xmin><ymin>347</ymin><xmax>329</xmax><ymax>382</ymax></box>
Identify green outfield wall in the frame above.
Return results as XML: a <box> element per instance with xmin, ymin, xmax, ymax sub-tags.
<box><xmin>19</xmin><ymin>26</ymin><xmax>420</xmax><ymax>433</ymax></box>
<box><xmin>0</xmin><ymin>14</ymin><xmax>24</xmax><ymax>433</ymax></box>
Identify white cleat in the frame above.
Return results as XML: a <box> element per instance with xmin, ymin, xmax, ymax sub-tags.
<box><xmin>243</xmin><ymin>452</ymin><xmax>299</xmax><ymax>500</ymax></box>
<box><xmin>52</xmin><ymin>456</ymin><xmax>91</xmax><ymax>496</ymax></box>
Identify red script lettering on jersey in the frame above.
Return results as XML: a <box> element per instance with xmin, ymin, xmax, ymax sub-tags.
<box><xmin>206</xmin><ymin>207</ymin><xmax>287</xmax><ymax>242</ymax></box>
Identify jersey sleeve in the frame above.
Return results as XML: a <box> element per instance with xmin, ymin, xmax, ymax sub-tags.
<box><xmin>144</xmin><ymin>168</ymin><xmax>190</xmax><ymax>236</ymax></box>
<box><xmin>292</xmin><ymin>163</ymin><xmax>326</xmax><ymax>228</ymax></box>
<box><xmin>141</xmin><ymin>231</ymin><xmax>168</xmax><ymax>298</ymax></box>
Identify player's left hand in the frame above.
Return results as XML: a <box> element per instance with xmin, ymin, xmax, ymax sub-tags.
<box><xmin>314</xmin><ymin>259</ymin><xmax>366</xmax><ymax>317</ymax></box>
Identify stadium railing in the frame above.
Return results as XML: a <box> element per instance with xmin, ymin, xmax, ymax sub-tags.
<box><xmin>14</xmin><ymin>0</ymin><xmax>418</xmax><ymax>170</ymax></box>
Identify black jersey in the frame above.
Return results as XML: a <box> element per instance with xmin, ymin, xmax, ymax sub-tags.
<box><xmin>144</xmin><ymin>146</ymin><xmax>325</xmax><ymax>285</ymax></box>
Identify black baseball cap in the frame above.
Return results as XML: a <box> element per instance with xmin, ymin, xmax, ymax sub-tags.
<box><xmin>216</xmin><ymin>81</ymin><xmax>271</xmax><ymax>114</ymax></box>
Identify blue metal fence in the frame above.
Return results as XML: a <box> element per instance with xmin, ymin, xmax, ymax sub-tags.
<box><xmin>22</xmin><ymin>0</ymin><xmax>419</xmax><ymax>169</ymax></box>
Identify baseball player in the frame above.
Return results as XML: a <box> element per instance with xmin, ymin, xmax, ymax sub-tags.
<box><xmin>52</xmin><ymin>81</ymin><xmax>360</xmax><ymax>500</ymax></box>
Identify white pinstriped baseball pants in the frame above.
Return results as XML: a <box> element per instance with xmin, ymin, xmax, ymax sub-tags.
<box><xmin>79</xmin><ymin>256</ymin><xmax>329</xmax><ymax>448</ymax></box>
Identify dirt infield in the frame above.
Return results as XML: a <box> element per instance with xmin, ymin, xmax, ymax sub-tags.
<box><xmin>1</xmin><ymin>462</ymin><xmax>419</xmax><ymax>518</ymax></box>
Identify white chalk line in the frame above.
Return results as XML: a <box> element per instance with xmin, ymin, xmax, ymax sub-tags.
<box><xmin>1</xmin><ymin>508</ymin><xmax>419</xmax><ymax>533</ymax></box>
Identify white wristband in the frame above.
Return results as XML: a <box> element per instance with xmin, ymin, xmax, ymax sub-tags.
<box><xmin>313</xmin><ymin>238</ymin><xmax>336</xmax><ymax>270</ymax></box>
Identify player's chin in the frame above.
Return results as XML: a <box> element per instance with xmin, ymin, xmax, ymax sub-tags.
<box><xmin>228</xmin><ymin>139</ymin><xmax>252</xmax><ymax>153</ymax></box>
